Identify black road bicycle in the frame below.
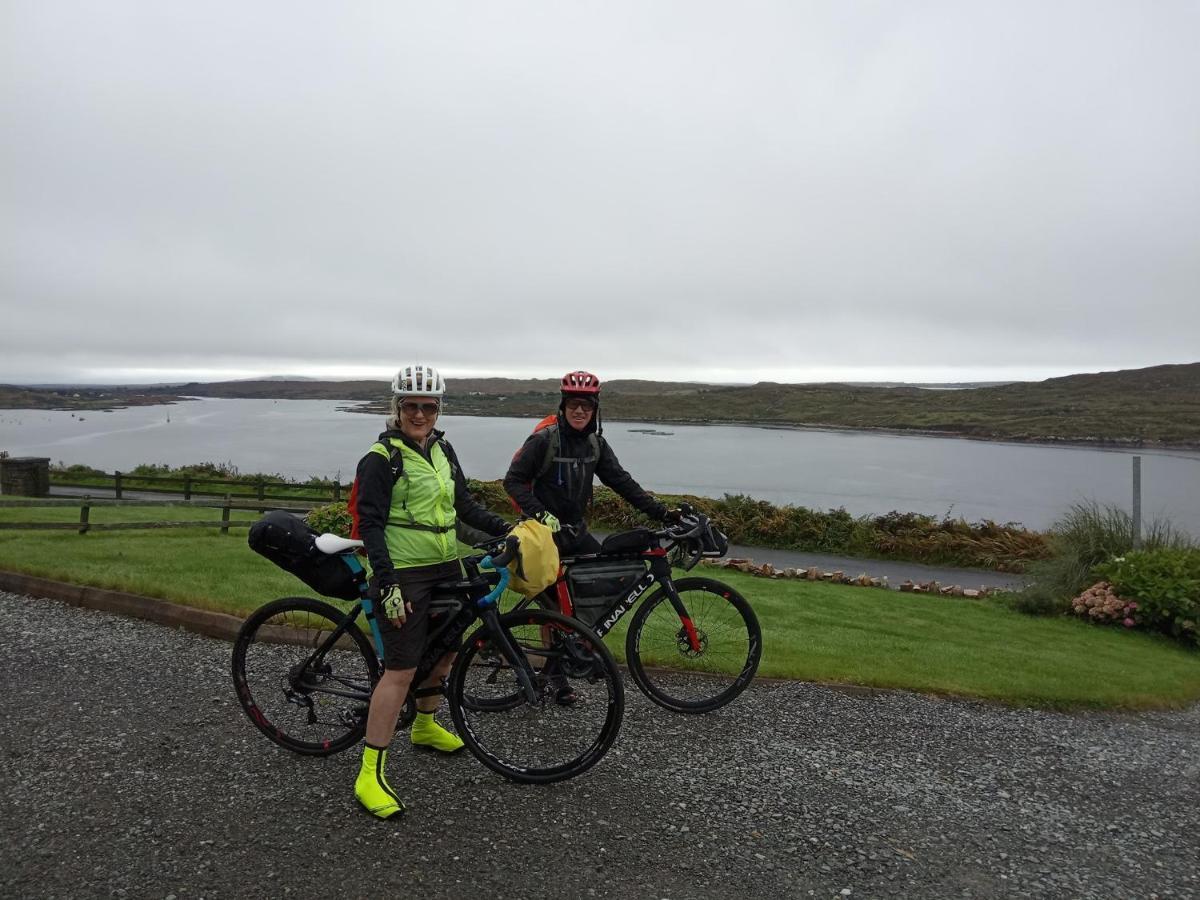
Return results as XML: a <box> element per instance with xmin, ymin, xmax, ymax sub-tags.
<box><xmin>519</xmin><ymin>504</ymin><xmax>762</xmax><ymax>714</ymax></box>
<box><xmin>232</xmin><ymin>534</ymin><xmax>624</xmax><ymax>783</ymax></box>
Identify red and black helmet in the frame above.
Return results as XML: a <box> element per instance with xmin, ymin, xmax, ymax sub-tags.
<box><xmin>560</xmin><ymin>370</ymin><xmax>601</xmax><ymax>395</ymax></box>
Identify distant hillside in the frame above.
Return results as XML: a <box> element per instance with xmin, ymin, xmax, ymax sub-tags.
<box><xmin>346</xmin><ymin>363</ymin><xmax>1200</xmax><ymax>447</ymax></box>
<box><xmin>0</xmin><ymin>385</ymin><xmax>188</xmax><ymax>410</ymax></box>
<box><xmin>3</xmin><ymin>363</ymin><xmax>1198</xmax><ymax>447</ymax></box>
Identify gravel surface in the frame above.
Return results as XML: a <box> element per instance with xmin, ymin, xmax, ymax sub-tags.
<box><xmin>2</xmin><ymin>590</ymin><xmax>1197</xmax><ymax>900</ymax></box>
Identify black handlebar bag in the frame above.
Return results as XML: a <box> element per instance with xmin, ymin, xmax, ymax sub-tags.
<box><xmin>248</xmin><ymin>510</ymin><xmax>362</xmax><ymax>601</ymax></box>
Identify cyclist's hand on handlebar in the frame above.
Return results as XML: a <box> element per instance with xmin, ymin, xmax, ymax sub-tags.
<box><xmin>380</xmin><ymin>582</ymin><xmax>411</xmax><ymax>627</ymax></box>
<box><xmin>535</xmin><ymin>511</ymin><xmax>562</xmax><ymax>533</ymax></box>
<box><xmin>663</xmin><ymin>507</ymin><xmax>685</xmax><ymax>524</ymax></box>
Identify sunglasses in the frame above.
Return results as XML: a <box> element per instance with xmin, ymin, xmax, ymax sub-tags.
<box><xmin>564</xmin><ymin>398</ymin><xmax>596</xmax><ymax>412</ymax></box>
<box><xmin>400</xmin><ymin>401</ymin><xmax>441</xmax><ymax>416</ymax></box>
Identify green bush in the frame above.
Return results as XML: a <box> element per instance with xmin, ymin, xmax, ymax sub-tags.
<box><xmin>50</xmin><ymin>462</ymin><xmax>107</xmax><ymax>477</ymax></box>
<box><xmin>306</xmin><ymin>502</ymin><xmax>353</xmax><ymax>537</ymax></box>
<box><xmin>1094</xmin><ymin>548</ymin><xmax>1200</xmax><ymax>647</ymax></box>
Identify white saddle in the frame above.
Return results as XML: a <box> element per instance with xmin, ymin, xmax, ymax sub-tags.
<box><xmin>314</xmin><ymin>533</ymin><xmax>365</xmax><ymax>555</ymax></box>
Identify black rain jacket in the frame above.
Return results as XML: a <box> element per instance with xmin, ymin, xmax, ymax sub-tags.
<box><xmin>503</xmin><ymin>414</ymin><xmax>667</xmax><ymax>532</ymax></box>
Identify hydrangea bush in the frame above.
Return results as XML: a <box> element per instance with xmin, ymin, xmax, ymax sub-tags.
<box><xmin>1070</xmin><ymin>581</ymin><xmax>1139</xmax><ymax>627</ymax></box>
<box><xmin>1091</xmin><ymin>548</ymin><xmax>1200</xmax><ymax>648</ymax></box>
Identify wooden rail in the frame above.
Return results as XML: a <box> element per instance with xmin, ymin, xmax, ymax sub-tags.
<box><xmin>0</xmin><ymin>496</ymin><xmax>309</xmax><ymax>535</ymax></box>
<box><xmin>49</xmin><ymin>469</ymin><xmax>350</xmax><ymax>503</ymax></box>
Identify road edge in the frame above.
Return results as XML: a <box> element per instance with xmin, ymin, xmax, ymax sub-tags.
<box><xmin>0</xmin><ymin>569</ymin><xmax>245</xmax><ymax>641</ymax></box>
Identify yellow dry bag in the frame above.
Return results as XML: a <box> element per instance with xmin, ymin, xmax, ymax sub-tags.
<box><xmin>505</xmin><ymin>519</ymin><xmax>561</xmax><ymax>598</ymax></box>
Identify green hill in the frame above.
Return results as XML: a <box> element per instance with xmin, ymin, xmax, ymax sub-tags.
<box><xmin>4</xmin><ymin>362</ymin><xmax>1198</xmax><ymax>447</ymax></box>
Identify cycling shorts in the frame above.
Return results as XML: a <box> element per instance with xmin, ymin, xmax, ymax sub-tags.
<box><xmin>372</xmin><ymin>560</ymin><xmax>462</xmax><ymax>670</ymax></box>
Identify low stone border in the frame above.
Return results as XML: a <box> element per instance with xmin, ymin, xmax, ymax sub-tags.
<box><xmin>700</xmin><ymin>557</ymin><xmax>995</xmax><ymax>598</ymax></box>
<box><xmin>0</xmin><ymin>570</ymin><xmax>245</xmax><ymax>640</ymax></box>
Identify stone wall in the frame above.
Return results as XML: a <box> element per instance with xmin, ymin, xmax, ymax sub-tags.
<box><xmin>0</xmin><ymin>457</ymin><xmax>51</xmax><ymax>497</ymax></box>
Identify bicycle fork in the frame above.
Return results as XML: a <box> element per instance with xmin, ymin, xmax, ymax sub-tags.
<box><xmin>478</xmin><ymin>605</ymin><xmax>540</xmax><ymax>703</ymax></box>
<box><xmin>649</xmin><ymin>559</ymin><xmax>703</xmax><ymax>654</ymax></box>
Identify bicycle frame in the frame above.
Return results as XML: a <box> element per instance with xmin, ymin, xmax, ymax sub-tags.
<box><xmin>543</xmin><ymin>548</ymin><xmax>704</xmax><ymax>653</ymax></box>
<box><xmin>287</xmin><ymin>547</ymin><xmax>540</xmax><ymax>711</ymax></box>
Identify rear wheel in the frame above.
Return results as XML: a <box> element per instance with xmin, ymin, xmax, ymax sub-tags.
<box><xmin>232</xmin><ymin>596</ymin><xmax>379</xmax><ymax>755</ymax></box>
<box><xmin>448</xmin><ymin>609</ymin><xmax>623</xmax><ymax>783</ymax></box>
<box><xmin>625</xmin><ymin>577</ymin><xmax>761</xmax><ymax>713</ymax></box>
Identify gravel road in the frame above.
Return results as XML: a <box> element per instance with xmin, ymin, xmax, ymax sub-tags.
<box><xmin>2</xmin><ymin>591</ymin><xmax>1196</xmax><ymax>900</ymax></box>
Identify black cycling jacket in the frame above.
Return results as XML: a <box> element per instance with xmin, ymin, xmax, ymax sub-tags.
<box><xmin>356</xmin><ymin>429</ymin><xmax>509</xmax><ymax>580</ymax></box>
<box><xmin>503</xmin><ymin>415</ymin><xmax>667</xmax><ymax>531</ymax></box>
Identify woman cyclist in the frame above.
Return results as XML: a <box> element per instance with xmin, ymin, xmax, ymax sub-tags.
<box><xmin>353</xmin><ymin>363</ymin><xmax>510</xmax><ymax>820</ymax></box>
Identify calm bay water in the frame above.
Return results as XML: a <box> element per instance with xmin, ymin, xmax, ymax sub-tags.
<box><xmin>2</xmin><ymin>398</ymin><xmax>1198</xmax><ymax>534</ymax></box>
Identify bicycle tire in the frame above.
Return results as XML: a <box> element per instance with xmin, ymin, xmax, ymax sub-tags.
<box><xmin>232</xmin><ymin>596</ymin><xmax>380</xmax><ymax>756</ymax></box>
<box><xmin>448</xmin><ymin>609</ymin><xmax>623</xmax><ymax>784</ymax></box>
<box><xmin>625</xmin><ymin>577</ymin><xmax>761</xmax><ymax>713</ymax></box>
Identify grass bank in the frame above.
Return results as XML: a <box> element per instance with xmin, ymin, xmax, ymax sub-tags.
<box><xmin>1</xmin><ymin>507</ymin><xmax>1196</xmax><ymax>710</ymax></box>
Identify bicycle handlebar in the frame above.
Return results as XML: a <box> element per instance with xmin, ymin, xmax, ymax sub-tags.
<box><xmin>651</xmin><ymin>503</ymin><xmax>724</xmax><ymax>571</ymax></box>
<box><xmin>477</xmin><ymin>535</ymin><xmax>519</xmax><ymax>606</ymax></box>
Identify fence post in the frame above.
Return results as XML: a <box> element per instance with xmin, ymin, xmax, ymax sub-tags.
<box><xmin>184</xmin><ymin>475</ymin><xmax>192</xmax><ymax>501</ymax></box>
<box><xmin>78</xmin><ymin>497</ymin><xmax>91</xmax><ymax>534</ymax></box>
<box><xmin>221</xmin><ymin>494</ymin><xmax>231</xmax><ymax>535</ymax></box>
<box><xmin>1132</xmin><ymin>455</ymin><xmax>1142</xmax><ymax>550</ymax></box>
<box><xmin>114</xmin><ymin>471</ymin><xmax>122</xmax><ymax>500</ymax></box>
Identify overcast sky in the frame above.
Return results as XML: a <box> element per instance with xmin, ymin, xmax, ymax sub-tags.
<box><xmin>2</xmin><ymin>1</ymin><xmax>1197</xmax><ymax>386</ymax></box>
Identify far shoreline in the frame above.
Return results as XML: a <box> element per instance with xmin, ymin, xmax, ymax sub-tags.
<box><xmin>335</xmin><ymin>401</ymin><xmax>1200</xmax><ymax>457</ymax></box>
<box><xmin>6</xmin><ymin>395</ymin><xmax>1200</xmax><ymax>456</ymax></box>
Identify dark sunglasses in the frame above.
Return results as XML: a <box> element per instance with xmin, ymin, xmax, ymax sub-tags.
<box><xmin>400</xmin><ymin>401</ymin><xmax>441</xmax><ymax>416</ymax></box>
<box><xmin>564</xmin><ymin>398</ymin><xmax>596</xmax><ymax>411</ymax></box>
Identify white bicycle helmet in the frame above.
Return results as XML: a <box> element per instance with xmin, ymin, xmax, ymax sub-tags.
<box><xmin>391</xmin><ymin>363</ymin><xmax>446</xmax><ymax>398</ymax></box>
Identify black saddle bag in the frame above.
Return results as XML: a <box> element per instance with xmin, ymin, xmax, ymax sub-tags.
<box><xmin>247</xmin><ymin>510</ymin><xmax>362</xmax><ymax>601</ymax></box>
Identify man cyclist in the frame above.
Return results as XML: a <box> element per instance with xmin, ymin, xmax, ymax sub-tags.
<box><xmin>503</xmin><ymin>370</ymin><xmax>677</xmax><ymax>556</ymax></box>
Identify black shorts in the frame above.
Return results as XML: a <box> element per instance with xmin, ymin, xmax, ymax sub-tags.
<box><xmin>372</xmin><ymin>560</ymin><xmax>462</xmax><ymax>670</ymax></box>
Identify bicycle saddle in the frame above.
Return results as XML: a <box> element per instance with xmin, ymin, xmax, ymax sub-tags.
<box><xmin>314</xmin><ymin>533</ymin><xmax>364</xmax><ymax>555</ymax></box>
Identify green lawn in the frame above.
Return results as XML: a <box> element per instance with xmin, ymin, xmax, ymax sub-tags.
<box><xmin>1</xmin><ymin>506</ymin><xmax>1198</xmax><ymax>710</ymax></box>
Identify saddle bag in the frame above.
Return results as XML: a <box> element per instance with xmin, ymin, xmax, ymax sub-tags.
<box><xmin>248</xmin><ymin>510</ymin><xmax>363</xmax><ymax>601</ymax></box>
<box><xmin>567</xmin><ymin>560</ymin><xmax>647</xmax><ymax>627</ymax></box>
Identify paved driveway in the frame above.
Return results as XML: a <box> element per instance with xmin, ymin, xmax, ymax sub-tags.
<box><xmin>1</xmin><ymin>591</ymin><xmax>1195</xmax><ymax>899</ymax></box>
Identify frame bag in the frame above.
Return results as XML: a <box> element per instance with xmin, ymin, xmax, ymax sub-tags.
<box><xmin>567</xmin><ymin>560</ymin><xmax>647</xmax><ymax>627</ymax></box>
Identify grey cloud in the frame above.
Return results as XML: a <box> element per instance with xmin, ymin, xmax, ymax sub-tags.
<box><xmin>2</xmin><ymin>1</ymin><xmax>1198</xmax><ymax>384</ymax></box>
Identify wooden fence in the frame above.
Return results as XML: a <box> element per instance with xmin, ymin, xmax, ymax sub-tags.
<box><xmin>49</xmin><ymin>470</ymin><xmax>351</xmax><ymax>503</ymax></box>
<box><xmin>0</xmin><ymin>496</ymin><xmax>314</xmax><ymax>535</ymax></box>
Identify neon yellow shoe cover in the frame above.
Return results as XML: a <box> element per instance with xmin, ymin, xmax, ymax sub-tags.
<box><xmin>410</xmin><ymin>712</ymin><xmax>465</xmax><ymax>754</ymax></box>
<box><xmin>355</xmin><ymin>745</ymin><xmax>406</xmax><ymax>819</ymax></box>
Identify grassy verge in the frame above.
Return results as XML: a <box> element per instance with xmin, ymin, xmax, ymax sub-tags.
<box><xmin>1</xmin><ymin>508</ymin><xmax>1196</xmax><ymax>709</ymax></box>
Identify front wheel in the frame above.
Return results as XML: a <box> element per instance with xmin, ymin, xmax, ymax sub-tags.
<box><xmin>448</xmin><ymin>609</ymin><xmax>623</xmax><ymax>783</ymax></box>
<box><xmin>232</xmin><ymin>596</ymin><xmax>380</xmax><ymax>755</ymax></box>
<box><xmin>625</xmin><ymin>577</ymin><xmax>761</xmax><ymax>713</ymax></box>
